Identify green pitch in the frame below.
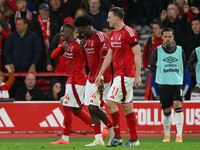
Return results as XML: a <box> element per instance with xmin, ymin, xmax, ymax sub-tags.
<box><xmin>0</xmin><ymin>136</ymin><xmax>200</xmax><ymax>150</ymax></box>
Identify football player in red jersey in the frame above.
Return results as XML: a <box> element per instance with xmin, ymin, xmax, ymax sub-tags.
<box><xmin>50</xmin><ymin>23</ymin><xmax>91</xmax><ymax>145</ymax></box>
<box><xmin>95</xmin><ymin>7</ymin><xmax>141</xmax><ymax>147</ymax></box>
<box><xmin>74</xmin><ymin>14</ymin><xmax>114</xmax><ymax>146</ymax></box>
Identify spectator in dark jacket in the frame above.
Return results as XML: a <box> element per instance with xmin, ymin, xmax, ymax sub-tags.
<box><xmin>49</xmin><ymin>0</ymin><xmax>72</xmax><ymax>39</ymax></box>
<box><xmin>15</xmin><ymin>73</ymin><xmax>44</xmax><ymax>101</ymax></box>
<box><xmin>45</xmin><ymin>81</ymin><xmax>64</xmax><ymax>100</ymax></box>
<box><xmin>161</xmin><ymin>3</ymin><xmax>189</xmax><ymax>50</ymax></box>
<box><xmin>87</xmin><ymin>0</ymin><xmax>107</xmax><ymax>31</ymax></box>
<box><xmin>4</xmin><ymin>17</ymin><xmax>42</xmax><ymax>73</ymax></box>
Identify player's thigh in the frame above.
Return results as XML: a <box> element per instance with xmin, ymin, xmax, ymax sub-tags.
<box><xmin>158</xmin><ymin>86</ymin><xmax>173</xmax><ymax>109</ymax></box>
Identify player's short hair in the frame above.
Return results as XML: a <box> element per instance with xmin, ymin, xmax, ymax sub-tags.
<box><xmin>109</xmin><ymin>7</ymin><xmax>124</xmax><ymax>20</ymax></box>
<box><xmin>162</xmin><ymin>28</ymin><xmax>174</xmax><ymax>35</ymax></box>
<box><xmin>73</xmin><ymin>14</ymin><xmax>93</xmax><ymax>27</ymax></box>
<box><xmin>63</xmin><ymin>23</ymin><xmax>75</xmax><ymax>32</ymax></box>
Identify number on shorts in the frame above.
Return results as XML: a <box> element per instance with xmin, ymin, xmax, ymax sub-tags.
<box><xmin>90</xmin><ymin>91</ymin><xmax>96</xmax><ymax>99</ymax></box>
<box><xmin>65</xmin><ymin>93</ymin><xmax>70</xmax><ymax>100</ymax></box>
<box><xmin>112</xmin><ymin>87</ymin><xmax>119</xmax><ymax>96</ymax></box>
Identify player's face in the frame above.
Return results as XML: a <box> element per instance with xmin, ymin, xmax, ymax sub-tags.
<box><xmin>191</xmin><ymin>20</ymin><xmax>200</xmax><ymax>33</ymax></box>
<box><xmin>107</xmin><ymin>11</ymin><xmax>116</xmax><ymax>28</ymax></box>
<box><xmin>60</xmin><ymin>26</ymin><xmax>69</xmax><ymax>41</ymax></box>
<box><xmin>77</xmin><ymin>26</ymin><xmax>89</xmax><ymax>39</ymax></box>
<box><xmin>162</xmin><ymin>31</ymin><xmax>174</xmax><ymax>47</ymax></box>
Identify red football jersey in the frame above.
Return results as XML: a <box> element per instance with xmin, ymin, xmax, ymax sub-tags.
<box><xmin>58</xmin><ymin>38</ymin><xmax>86</xmax><ymax>85</ymax></box>
<box><xmin>109</xmin><ymin>25</ymin><xmax>139</xmax><ymax>78</ymax></box>
<box><xmin>83</xmin><ymin>31</ymin><xmax>112</xmax><ymax>83</ymax></box>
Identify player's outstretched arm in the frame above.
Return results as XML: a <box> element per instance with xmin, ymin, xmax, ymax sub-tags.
<box><xmin>95</xmin><ymin>49</ymin><xmax>113</xmax><ymax>87</ymax></box>
<box><xmin>132</xmin><ymin>44</ymin><xmax>142</xmax><ymax>88</ymax></box>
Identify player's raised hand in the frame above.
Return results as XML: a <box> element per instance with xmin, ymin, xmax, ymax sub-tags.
<box><xmin>80</xmin><ymin>39</ymin><xmax>86</xmax><ymax>48</ymax></box>
<box><xmin>61</xmin><ymin>43</ymin><xmax>69</xmax><ymax>49</ymax></box>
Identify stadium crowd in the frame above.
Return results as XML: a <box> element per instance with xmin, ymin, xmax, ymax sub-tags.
<box><xmin>0</xmin><ymin>0</ymin><xmax>199</xmax><ymax>101</ymax></box>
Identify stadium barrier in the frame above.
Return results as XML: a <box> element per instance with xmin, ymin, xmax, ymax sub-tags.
<box><xmin>0</xmin><ymin>101</ymin><xmax>199</xmax><ymax>132</ymax></box>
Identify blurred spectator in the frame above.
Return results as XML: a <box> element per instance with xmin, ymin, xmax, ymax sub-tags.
<box><xmin>68</xmin><ymin>0</ymin><xmax>89</xmax><ymax>17</ymax></box>
<box><xmin>15</xmin><ymin>73</ymin><xmax>44</xmax><ymax>101</ymax></box>
<box><xmin>0</xmin><ymin>0</ymin><xmax>13</xmax><ymax>22</ymax></box>
<box><xmin>6</xmin><ymin>0</ymin><xmax>47</xmax><ymax>14</ymax></box>
<box><xmin>102</xmin><ymin>22</ymin><xmax>114</xmax><ymax>38</ymax></box>
<box><xmin>0</xmin><ymin>65</ymin><xmax>15</xmax><ymax>99</ymax></box>
<box><xmin>74</xmin><ymin>8</ymin><xmax>86</xmax><ymax>20</ymax></box>
<box><xmin>161</xmin><ymin>3</ymin><xmax>189</xmax><ymax>50</ymax></box>
<box><xmin>142</xmin><ymin>22</ymin><xmax>163</xmax><ymax>82</ymax></box>
<box><xmin>0</xmin><ymin>9</ymin><xmax>11</xmax><ymax>71</ymax></box>
<box><xmin>49</xmin><ymin>0</ymin><xmax>72</xmax><ymax>39</ymax></box>
<box><xmin>29</xmin><ymin>3</ymin><xmax>51</xmax><ymax>72</ymax></box>
<box><xmin>134</xmin><ymin>0</ymin><xmax>154</xmax><ymax>34</ymax></box>
<box><xmin>188</xmin><ymin>46</ymin><xmax>200</xmax><ymax>86</ymax></box>
<box><xmin>3</xmin><ymin>17</ymin><xmax>42</xmax><ymax>98</ymax></box>
<box><xmin>9</xmin><ymin>0</ymin><xmax>33</xmax><ymax>32</ymax></box>
<box><xmin>4</xmin><ymin>17</ymin><xmax>42</xmax><ymax>73</ymax></box>
<box><xmin>150</xmin><ymin>66</ymin><xmax>191</xmax><ymax>100</ymax></box>
<box><xmin>87</xmin><ymin>0</ymin><xmax>107</xmax><ymax>31</ymax></box>
<box><xmin>142</xmin><ymin>22</ymin><xmax>163</xmax><ymax>100</ymax></box>
<box><xmin>186</xmin><ymin>17</ymin><xmax>200</xmax><ymax>60</ymax></box>
<box><xmin>45</xmin><ymin>81</ymin><xmax>64</xmax><ymax>100</ymax></box>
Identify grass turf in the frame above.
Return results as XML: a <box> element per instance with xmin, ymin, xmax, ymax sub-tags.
<box><xmin>0</xmin><ymin>136</ymin><xmax>200</xmax><ymax>150</ymax></box>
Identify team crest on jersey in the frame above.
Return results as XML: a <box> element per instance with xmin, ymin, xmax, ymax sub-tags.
<box><xmin>111</xmin><ymin>36</ymin><xmax>113</xmax><ymax>40</ymax></box>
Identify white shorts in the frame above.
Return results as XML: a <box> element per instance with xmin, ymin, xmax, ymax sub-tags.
<box><xmin>84</xmin><ymin>80</ymin><xmax>111</xmax><ymax>106</ymax></box>
<box><xmin>107</xmin><ymin>76</ymin><xmax>134</xmax><ymax>103</ymax></box>
<box><xmin>62</xmin><ymin>84</ymin><xmax>85</xmax><ymax>108</ymax></box>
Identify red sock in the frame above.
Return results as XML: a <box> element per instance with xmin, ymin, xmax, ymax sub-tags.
<box><xmin>103</xmin><ymin>118</ymin><xmax>113</xmax><ymax>129</ymax></box>
<box><xmin>126</xmin><ymin>112</ymin><xmax>138</xmax><ymax>140</ymax></box>
<box><xmin>73</xmin><ymin>109</ymin><xmax>91</xmax><ymax>127</ymax></box>
<box><xmin>111</xmin><ymin>111</ymin><xmax>121</xmax><ymax>139</ymax></box>
<box><xmin>63</xmin><ymin>106</ymin><xmax>73</xmax><ymax>136</ymax></box>
<box><xmin>91</xmin><ymin>124</ymin><xmax>101</xmax><ymax>135</ymax></box>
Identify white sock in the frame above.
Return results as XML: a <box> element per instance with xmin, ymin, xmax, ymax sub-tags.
<box><xmin>62</xmin><ymin>135</ymin><xmax>69</xmax><ymax>141</ymax></box>
<box><xmin>162</xmin><ymin>114</ymin><xmax>171</xmax><ymax>137</ymax></box>
<box><xmin>175</xmin><ymin>112</ymin><xmax>184</xmax><ymax>137</ymax></box>
<box><xmin>95</xmin><ymin>134</ymin><xmax>103</xmax><ymax>141</ymax></box>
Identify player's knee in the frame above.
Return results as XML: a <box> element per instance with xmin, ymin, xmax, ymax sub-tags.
<box><xmin>163</xmin><ymin>111</ymin><xmax>171</xmax><ymax>116</ymax></box>
<box><xmin>174</xmin><ymin>107</ymin><xmax>183</xmax><ymax>113</ymax></box>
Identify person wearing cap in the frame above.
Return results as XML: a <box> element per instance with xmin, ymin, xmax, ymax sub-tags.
<box><xmin>9</xmin><ymin>0</ymin><xmax>33</xmax><ymax>32</ymax></box>
<box><xmin>29</xmin><ymin>3</ymin><xmax>51</xmax><ymax>72</ymax></box>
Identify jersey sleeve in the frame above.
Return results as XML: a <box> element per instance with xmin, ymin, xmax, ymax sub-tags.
<box><xmin>125</xmin><ymin>27</ymin><xmax>139</xmax><ymax>48</ymax></box>
<box><xmin>51</xmin><ymin>46</ymin><xmax>65</xmax><ymax>59</ymax></box>
<box><xmin>100</xmin><ymin>34</ymin><xmax>109</xmax><ymax>57</ymax></box>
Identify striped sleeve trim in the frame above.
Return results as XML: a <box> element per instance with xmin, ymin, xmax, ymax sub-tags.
<box><xmin>96</xmin><ymin>31</ymin><xmax>105</xmax><ymax>42</ymax></box>
<box><xmin>124</xmin><ymin>25</ymin><xmax>135</xmax><ymax>37</ymax></box>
